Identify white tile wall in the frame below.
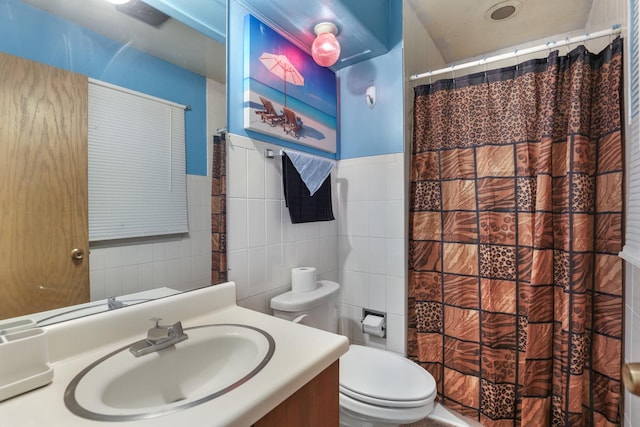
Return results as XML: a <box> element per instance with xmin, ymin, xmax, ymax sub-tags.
<box><xmin>336</xmin><ymin>153</ymin><xmax>406</xmax><ymax>355</ymax></box>
<box><xmin>227</xmin><ymin>146</ymin><xmax>407</xmax><ymax>356</ymax></box>
<box><xmin>89</xmin><ymin>78</ymin><xmax>226</xmax><ymax>301</ymax></box>
<box><xmin>227</xmin><ymin>134</ymin><xmax>339</xmax><ymax>312</ymax></box>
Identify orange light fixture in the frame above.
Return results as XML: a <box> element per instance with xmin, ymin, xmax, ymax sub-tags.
<box><xmin>311</xmin><ymin>22</ymin><xmax>340</xmax><ymax>67</ymax></box>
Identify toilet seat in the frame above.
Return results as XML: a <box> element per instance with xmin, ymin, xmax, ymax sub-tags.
<box><xmin>339</xmin><ymin>392</ymin><xmax>435</xmax><ymax>425</ymax></box>
<box><xmin>339</xmin><ymin>345</ymin><xmax>436</xmax><ymax>409</ymax></box>
<box><xmin>340</xmin><ymin>385</ymin><xmax>434</xmax><ymax>408</ymax></box>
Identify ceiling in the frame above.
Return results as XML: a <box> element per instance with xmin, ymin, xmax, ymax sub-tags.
<box><xmin>20</xmin><ymin>0</ymin><xmax>227</xmax><ymax>83</ymax></box>
<box><xmin>406</xmin><ymin>0</ymin><xmax>594</xmax><ymax>63</ymax></box>
<box><xmin>20</xmin><ymin>0</ymin><xmax>596</xmax><ymax>81</ymax></box>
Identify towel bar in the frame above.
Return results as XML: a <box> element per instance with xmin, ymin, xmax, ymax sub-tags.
<box><xmin>264</xmin><ymin>148</ymin><xmax>284</xmax><ymax>159</ymax></box>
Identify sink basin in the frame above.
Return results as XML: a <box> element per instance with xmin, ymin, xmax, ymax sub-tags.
<box><xmin>64</xmin><ymin>324</ymin><xmax>275</xmax><ymax>421</ymax></box>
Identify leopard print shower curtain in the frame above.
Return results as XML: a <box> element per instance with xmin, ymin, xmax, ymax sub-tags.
<box><xmin>408</xmin><ymin>37</ymin><xmax>624</xmax><ymax>426</ymax></box>
<box><xmin>211</xmin><ymin>134</ymin><xmax>227</xmax><ymax>284</ymax></box>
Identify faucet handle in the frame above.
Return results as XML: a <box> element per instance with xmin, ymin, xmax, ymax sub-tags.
<box><xmin>168</xmin><ymin>321</ymin><xmax>184</xmax><ymax>337</ymax></box>
<box><xmin>146</xmin><ymin>318</ymin><xmax>169</xmax><ymax>345</ymax></box>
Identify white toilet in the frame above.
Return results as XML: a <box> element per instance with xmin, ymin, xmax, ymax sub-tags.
<box><xmin>270</xmin><ymin>280</ymin><xmax>437</xmax><ymax>427</ymax></box>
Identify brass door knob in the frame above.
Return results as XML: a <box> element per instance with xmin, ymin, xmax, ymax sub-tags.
<box><xmin>622</xmin><ymin>363</ymin><xmax>640</xmax><ymax>396</ymax></box>
<box><xmin>71</xmin><ymin>248</ymin><xmax>85</xmax><ymax>260</ymax></box>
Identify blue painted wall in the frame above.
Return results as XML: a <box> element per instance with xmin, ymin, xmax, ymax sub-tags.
<box><xmin>0</xmin><ymin>0</ymin><xmax>208</xmax><ymax>176</ymax></box>
<box><xmin>337</xmin><ymin>0</ymin><xmax>404</xmax><ymax>159</ymax></box>
<box><xmin>228</xmin><ymin>0</ymin><xmax>404</xmax><ymax>160</ymax></box>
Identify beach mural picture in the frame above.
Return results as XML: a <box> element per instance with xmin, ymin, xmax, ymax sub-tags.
<box><xmin>243</xmin><ymin>14</ymin><xmax>337</xmax><ymax>153</ymax></box>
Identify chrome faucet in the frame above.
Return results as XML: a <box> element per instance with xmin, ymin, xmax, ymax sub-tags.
<box><xmin>129</xmin><ymin>318</ymin><xmax>189</xmax><ymax>357</ymax></box>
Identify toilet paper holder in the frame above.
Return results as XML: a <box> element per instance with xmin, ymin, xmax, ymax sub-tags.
<box><xmin>361</xmin><ymin>308</ymin><xmax>386</xmax><ymax>338</ymax></box>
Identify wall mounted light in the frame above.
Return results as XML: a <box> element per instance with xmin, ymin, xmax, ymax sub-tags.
<box><xmin>311</xmin><ymin>22</ymin><xmax>341</xmax><ymax>67</ymax></box>
<box><xmin>366</xmin><ymin>85</ymin><xmax>376</xmax><ymax>109</ymax></box>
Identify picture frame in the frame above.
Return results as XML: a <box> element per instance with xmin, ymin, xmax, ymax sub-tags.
<box><xmin>243</xmin><ymin>14</ymin><xmax>337</xmax><ymax>153</ymax></box>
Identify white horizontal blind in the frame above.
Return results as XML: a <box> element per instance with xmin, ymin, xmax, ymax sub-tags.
<box><xmin>621</xmin><ymin>0</ymin><xmax>640</xmax><ymax>267</ymax></box>
<box><xmin>88</xmin><ymin>80</ymin><xmax>188</xmax><ymax>241</ymax></box>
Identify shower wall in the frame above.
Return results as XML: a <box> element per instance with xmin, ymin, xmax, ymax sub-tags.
<box><xmin>580</xmin><ymin>2</ymin><xmax>637</xmax><ymax>426</ymax></box>
<box><xmin>584</xmin><ymin>1</ymin><xmax>640</xmax><ymax>426</ymax></box>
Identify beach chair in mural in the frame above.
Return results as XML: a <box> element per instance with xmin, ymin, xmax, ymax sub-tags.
<box><xmin>255</xmin><ymin>96</ymin><xmax>284</xmax><ymax>126</ymax></box>
<box><xmin>282</xmin><ymin>107</ymin><xmax>303</xmax><ymax>139</ymax></box>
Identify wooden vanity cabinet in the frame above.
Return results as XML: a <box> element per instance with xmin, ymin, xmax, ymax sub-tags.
<box><xmin>254</xmin><ymin>360</ymin><xmax>339</xmax><ymax>427</ymax></box>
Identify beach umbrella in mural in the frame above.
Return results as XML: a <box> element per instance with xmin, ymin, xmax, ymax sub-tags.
<box><xmin>259</xmin><ymin>52</ymin><xmax>304</xmax><ymax>108</ymax></box>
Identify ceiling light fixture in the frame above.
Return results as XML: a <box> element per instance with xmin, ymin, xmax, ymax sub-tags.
<box><xmin>105</xmin><ymin>0</ymin><xmax>130</xmax><ymax>4</ymax></box>
<box><xmin>485</xmin><ymin>0</ymin><xmax>522</xmax><ymax>22</ymax></box>
<box><xmin>311</xmin><ymin>22</ymin><xmax>341</xmax><ymax>67</ymax></box>
<box><xmin>491</xmin><ymin>5</ymin><xmax>516</xmax><ymax>20</ymax></box>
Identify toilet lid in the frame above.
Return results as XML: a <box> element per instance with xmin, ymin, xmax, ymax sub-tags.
<box><xmin>270</xmin><ymin>280</ymin><xmax>339</xmax><ymax>312</ymax></box>
<box><xmin>339</xmin><ymin>345</ymin><xmax>436</xmax><ymax>408</ymax></box>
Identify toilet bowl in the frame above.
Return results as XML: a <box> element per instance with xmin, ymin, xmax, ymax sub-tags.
<box><xmin>270</xmin><ymin>280</ymin><xmax>437</xmax><ymax>426</ymax></box>
<box><xmin>339</xmin><ymin>344</ymin><xmax>436</xmax><ymax>426</ymax></box>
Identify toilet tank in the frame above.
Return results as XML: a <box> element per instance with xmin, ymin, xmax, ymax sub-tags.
<box><xmin>270</xmin><ymin>280</ymin><xmax>339</xmax><ymax>333</ymax></box>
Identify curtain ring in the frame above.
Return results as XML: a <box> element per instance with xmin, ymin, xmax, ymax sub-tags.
<box><xmin>546</xmin><ymin>41</ymin><xmax>551</xmax><ymax>63</ymax></box>
<box><xmin>483</xmin><ymin>56</ymin><xmax>488</xmax><ymax>82</ymax></box>
<box><xmin>583</xmin><ymin>32</ymin><xmax>590</xmax><ymax>56</ymax></box>
<box><xmin>609</xmin><ymin>30</ymin><xmax>614</xmax><ymax>48</ymax></box>
<box><xmin>514</xmin><ymin>48</ymin><xmax>519</xmax><ymax>73</ymax></box>
<box><xmin>450</xmin><ymin>64</ymin><xmax>455</xmax><ymax>83</ymax></box>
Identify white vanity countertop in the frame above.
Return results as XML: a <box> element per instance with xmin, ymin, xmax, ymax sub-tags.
<box><xmin>0</xmin><ymin>282</ymin><xmax>350</xmax><ymax>426</ymax></box>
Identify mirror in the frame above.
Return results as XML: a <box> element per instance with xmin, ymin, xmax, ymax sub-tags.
<box><xmin>0</xmin><ymin>0</ymin><xmax>226</xmax><ymax>327</ymax></box>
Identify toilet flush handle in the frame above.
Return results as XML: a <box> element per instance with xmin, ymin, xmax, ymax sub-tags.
<box><xmin>623</xmin><ymin>363</ymin><xmax>640</xmax><ymax>396</ymax></box>
<box><xmin>292</xmin><ymin>314</ymin><xmax>308</xmax><ymax>324</ymax></box>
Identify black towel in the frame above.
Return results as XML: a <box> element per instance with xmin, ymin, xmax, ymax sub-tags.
<box><xmin>282</xmin><ymin>153</ymin><xmax>335</xmax><ymax>224</ymax></box>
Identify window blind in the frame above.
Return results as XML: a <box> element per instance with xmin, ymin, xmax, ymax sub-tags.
<box><xmin>88</xmin><ymin>79</ymin><xmax>188</xmax><ymax>241</ymax></box>
<box><xmin>620</xmin><ymin>0</ymin><xmax>640</xmax><ymax>267</ymax></box>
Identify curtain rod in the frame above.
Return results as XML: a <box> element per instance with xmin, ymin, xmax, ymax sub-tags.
<box><xmin>264</xmin><ymin>148</ymin><xmax>337</xmax><ymax>163</ymax></box>
<box><xmin>409</xmin><ymin>24</ymin><xmax>622</xmax><ymax>82</ymax></box>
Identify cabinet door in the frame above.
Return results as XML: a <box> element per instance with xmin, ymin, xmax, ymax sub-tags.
<box><xmin>0</xmin><ymin>52</ymin><xmax>89</xmax><ymax>319</ymax></box>
<box><xmin>254</xmin><ymin>361</ymin><xmax>339</xmax><ymax>426</ymax></box>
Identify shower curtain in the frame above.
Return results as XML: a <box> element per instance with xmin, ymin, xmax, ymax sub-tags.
<box><xmin>211</xmin><ymin>134</ymin><xmax>227</xmax><ymax>283</ymax></box>
<box><xmin>408</xmin><ymin>38</ymin><xmax>623</xmax><ymax>426</ymax></box>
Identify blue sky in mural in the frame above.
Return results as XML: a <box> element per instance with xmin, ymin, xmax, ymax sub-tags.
<box><xmin>244</xmin><ymin>14</ymin><xmax>337</xmax><ymax>118</ymax></box>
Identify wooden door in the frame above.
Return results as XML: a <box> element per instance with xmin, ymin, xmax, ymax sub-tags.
<box><xmin>0</xmin><ymin>52</ymin><xmax>89</xmax><ymax>319</ymax></box>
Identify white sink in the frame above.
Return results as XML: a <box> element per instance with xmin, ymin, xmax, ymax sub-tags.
<box><xmin>64</xmin><ymin>324</ymin><xmax>275</xmax><ymax>421</ymax></box>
